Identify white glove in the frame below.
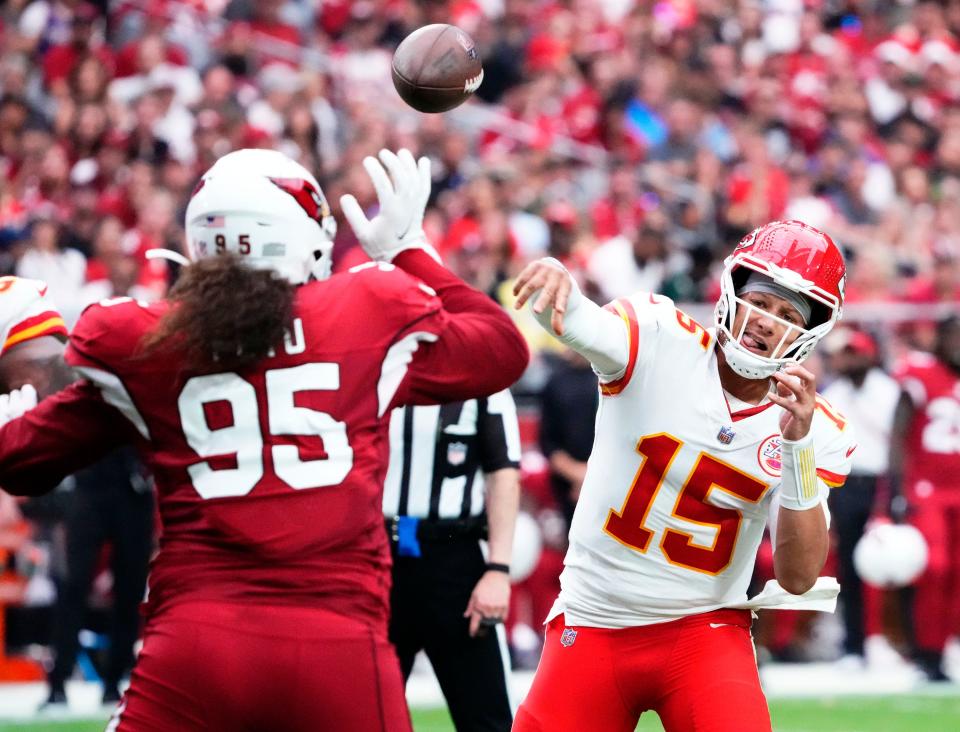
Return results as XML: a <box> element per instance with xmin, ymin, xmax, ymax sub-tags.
<box><xmin>339</xmin><ymin>148</ymin><xmax>440</xmax><ymax>263</ymax></box>
<box><xmin>0</xmin><ymin>384</ymin><xmax>38</xmax><ymax>427</ymax></box>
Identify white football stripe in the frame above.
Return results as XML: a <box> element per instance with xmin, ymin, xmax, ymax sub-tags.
<box><xmin>377</xmin><ymin>331</ymin><xmax>438</xmax><ymax>417</ymax></box>
<box><xmin>74</xmin><ymin>366</ymin><xmax>151</xmax><ymax>439</ymax></box>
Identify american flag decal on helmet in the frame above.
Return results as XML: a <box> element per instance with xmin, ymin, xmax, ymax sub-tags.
<box><xmin>560</xmin><ymin>628</ymin><xmax>577</xmax><ymax>647</ymax></box>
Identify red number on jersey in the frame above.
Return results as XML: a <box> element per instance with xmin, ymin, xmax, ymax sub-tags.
<box><xmin>675</xmin><ymin>311</ymin><xmax>711</xmax><ymax>350</ymax></box>
<box><xmin>604</xmin><ymin>434</ymin><xmax>770</xmax><ymax>575</ymax></box>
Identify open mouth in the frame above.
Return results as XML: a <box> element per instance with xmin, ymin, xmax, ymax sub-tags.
<box><xmin>741</xmin><ymin>332</ymin><xmax>769</xmax><ymax>355</ymax></box>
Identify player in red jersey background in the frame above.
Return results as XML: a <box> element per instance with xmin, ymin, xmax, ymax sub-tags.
<box><xmin>891</xmin><ymin>315</ymin><xmax>960</xmax><ymax>680</ymax></box>
<box><xmin>0</xmin><ymin>148</ymin><xmax>528</xmax><ymax>731</ymax></box>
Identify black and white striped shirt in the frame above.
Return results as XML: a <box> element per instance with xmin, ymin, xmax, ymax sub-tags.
<box><xmin>382</xmin><ymin>389</ymin><xmax>521</xmax><ymax>520</ymax></box>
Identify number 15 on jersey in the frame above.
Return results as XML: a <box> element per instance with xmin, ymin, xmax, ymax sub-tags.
<box><xmin>604</xmin><ymin>434</ymin><xmax>770</xmax><ymax>576</ymax></box>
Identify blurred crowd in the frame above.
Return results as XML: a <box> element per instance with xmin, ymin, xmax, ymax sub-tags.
<box><xmin>1</xmin><ymin>0</ymin><xmax>960</xmax><ymax>688</ymax></box>
<box><xmin>0</xmin><ymin>0</ymin><xmax>958</xmax><ymax>334</ymax></box>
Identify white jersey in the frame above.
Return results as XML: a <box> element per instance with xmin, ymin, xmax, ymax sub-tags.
<box><xmin>551</xmin><ymin>292</ymin><xmax>854</xmax><ymax>628</ymax></box>
<box><xmin>0</xmin><ymin>276</ymin><xmax>67</xmax><ymax>357</ymax></box>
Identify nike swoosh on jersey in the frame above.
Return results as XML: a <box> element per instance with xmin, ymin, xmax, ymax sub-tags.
<box><xmin>846</xmin><ymin>445</ymin><xmax>857</xmax><ymax>458</ymax></box>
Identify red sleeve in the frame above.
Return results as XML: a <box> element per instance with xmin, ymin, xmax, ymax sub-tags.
<box><xmin>387</xmin><ymin>249</ymin><xmax>529</xmax><ymax>408</ymax></box>
<box><xmin>0</xmin><ymin>381</ymin><xmax>139</xmax><ymax>496</ymax></box>
<box><xmin>65</xmin><ymin>300</ymin><xmax>121</xmax><ymax>368</ymax></box>
<box><xmin>65</xmin><ymin>297</ymin><xmax>158</xmax><ymax>371</ymax></box>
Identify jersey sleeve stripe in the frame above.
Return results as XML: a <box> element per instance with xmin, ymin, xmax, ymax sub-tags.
<box><xmin>599</xmin><ymin>298</ymin><xmax>639</xmax><ymax>396</ymax></box>
<box><xmin>72</xmin><ymin>365</ymin><xmax>151</xmax><ymax>439</ymax></box>
<box><xmin>378</xmin><ymin>331</ymin><xmax>440</xmax><ymax>417</ymax></box>
<box><xmin>816</xmin><ymin>467</ymin><xmax>846</xmax><ymax>488</ymax></box>
<box><xmin>3</xmin><ymin>313</ymin><xmax>68</xmax><ymax>352</ymax></box>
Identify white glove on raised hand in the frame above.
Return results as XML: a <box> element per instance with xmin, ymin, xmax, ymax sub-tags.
<box><xmin>0</xmin><ymin>384</ymin><xmax>37</xmax><ymax>427</ymax></box>
<box><xmin>340</xmin><ymin>148</ymin><xmax>440</xmax><ymax>263</ymax></box>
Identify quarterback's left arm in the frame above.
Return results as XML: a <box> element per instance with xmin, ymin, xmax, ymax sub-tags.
<box><xmin>769</xmin><ymin>366</ymin><xmax>854</xmax><ymax>595</ymax></box>
<box><xmin>465</xmin><ymin>390</ymin><xmax>522</xmax><ymax>636</ymax></box>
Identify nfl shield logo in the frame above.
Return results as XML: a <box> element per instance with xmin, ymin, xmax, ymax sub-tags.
<box><xmin>716</xmin><ymin>426</ymin><xmax>736</xmax><ymax>444</ymax></box>
<box><xmin>447</xmin><ymin>441</ymin><xmax>468</xmax><ymax>466</ymax></box>
<box><xmin>560</xmin><ymin>628</ymin><xmax>577</xmax><ymax>647</ymax></box>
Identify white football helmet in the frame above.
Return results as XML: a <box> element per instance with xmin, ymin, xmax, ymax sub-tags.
<box><xmin>184</xmin><ymin>149</ymin><xmax>337</xmax><ymax>284</ymax></box>
<box><xmin>715</xmin><ymin>220</ymin><xmax>846</xmax><ymax>379</ymax></box>
<box><xmin>853</xmin><ymin>522</ymin><xmax>929</xmax><ymax>588</ymax></box>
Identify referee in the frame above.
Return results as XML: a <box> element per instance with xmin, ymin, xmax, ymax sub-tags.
<box><xmin>383</xmin><ymin>389</ymin><xmax>521</xmax><ymax>732</ymax></box>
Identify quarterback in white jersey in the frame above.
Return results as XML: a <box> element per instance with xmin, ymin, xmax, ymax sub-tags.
<box><xmin>512</xmin><ymin>221</ymin><xmax>855</xmax><ymax>732</ymax></box>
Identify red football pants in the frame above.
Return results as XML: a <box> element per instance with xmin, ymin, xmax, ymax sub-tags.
<box><xmin>513</xmin><ymin>610</ymin><xmax>771</xmax><ymax>732</ymax></box>
<box><xmin>910</xmin><ymin>494</ymin><xmax>960</xmax><ymax>653</ymax></box>
<box><xmin>109</xmin><ymin>600</ymin><xmax>412</xmax><ymax>732</ymax></box>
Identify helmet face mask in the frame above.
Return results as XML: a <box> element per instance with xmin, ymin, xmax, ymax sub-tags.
<box><xmin>714</xmin><ymin>221</ymin><xmax>846</xmax><ymax>380</ymax></box>
<box><xmin>185</xmin><ymin>149</ymin><xmax>337</xmax><ymax>285</ymax></box>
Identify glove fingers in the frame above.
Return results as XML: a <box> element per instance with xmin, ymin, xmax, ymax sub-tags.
<box><xmin>17</xmin><ymin>384</ymin><xmax>37</xmax><ymax>412</ymax></box>
<box><xmin>396</xmin><ymin>149</ymin><xmax>422</xmax><ymax>206</ymax></box>
<box><xmin>362</xmin><ymin>156</ymin><xmax>394</xmax><ymax>208</ymax></box>
<box><xmin>378</xmin><ymin>149</ymin><xmax>406</xmax><ymax>197</ymax></box>
<box><xmin>416</xmin><ymin>155</ymin><xmax>432</xmax><ymax>209</ymax></box>
<box><xmin>397</xmin><ymin>148</ymin><xmax>418</xmax><ymax>182</ymax></box>
<box><xmin>339</xmin><ymin>194</ymin><xmax>371</xmax><ymax>242</ymax></box>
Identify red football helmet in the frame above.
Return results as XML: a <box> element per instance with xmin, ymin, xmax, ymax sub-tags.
<box><xmin>715</xmin><ymin>220</ymin><xmax>846</xmax><ymax>379</ymax></box>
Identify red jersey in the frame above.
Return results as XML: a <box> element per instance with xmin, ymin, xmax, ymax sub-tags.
<box><xmin>0</xmin><ymin>251</ymin><xmax>528</xmax><ymax>631</ymax></box>
<box><xmin>894</xmin><ymin>351</ymin><xmax>960</xmax><ymax>491</ymax></box>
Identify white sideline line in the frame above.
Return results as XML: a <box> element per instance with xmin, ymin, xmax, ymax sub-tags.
<box><xmin>0</xmin><ymin>665</ymin><xmax>956</xmax><ymax>721</ymax></box>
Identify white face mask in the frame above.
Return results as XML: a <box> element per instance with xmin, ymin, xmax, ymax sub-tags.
<box><xmin>730</xmin><ymin>295</ymin><xmax>806</xmax><ymax>358</ymax></box>
<box><xmin>737</xmin><ymin>273</ymin><xmax>812</xmax><ymax>326</ymax></box>
<box><xmin>715</xmin><ymin>270</ymin><xmax>829</xmax><ymax>380</ymax></box>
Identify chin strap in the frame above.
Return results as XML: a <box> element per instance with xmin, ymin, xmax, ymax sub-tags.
<box><xmin>146</xmin><ymin>248</ymin><xmax>192</xmax><ymax>267</ymax></box>
<box><xmin>719</xmin><ymin>334</ymin><xmax>782</xmax><ymax>380</ymax></box>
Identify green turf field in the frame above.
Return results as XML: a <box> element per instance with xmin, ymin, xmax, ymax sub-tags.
<box><xmin>1</xmin><ymin>693</ymin><xmax>958</xmax><ymax>732</ymax></box>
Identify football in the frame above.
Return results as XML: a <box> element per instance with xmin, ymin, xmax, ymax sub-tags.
<box><xmin>391</xmin><ymin>24</ymin><xmax>484</xmax><ymax>113</ymax></box>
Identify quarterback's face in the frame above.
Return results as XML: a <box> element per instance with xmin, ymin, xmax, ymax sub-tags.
<box><xmin>732</xmin><ymin>291</ymin><xmax>805</xmax><ymax>358</ymax></box>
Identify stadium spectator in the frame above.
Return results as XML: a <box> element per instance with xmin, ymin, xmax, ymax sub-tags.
<box><xmin>14</xmin><ymin>213</ymin><xmax>85</xmax><ymax>317</ymax></box>
<box><xmin>0</xmin><ymin>0</ymin><xmax>955</xmax><ymax>329</ymax></box>
<box><xmin>588</xmin><ymin>214</ymin><xmax>684</xmax><ymax>303</ymax></box>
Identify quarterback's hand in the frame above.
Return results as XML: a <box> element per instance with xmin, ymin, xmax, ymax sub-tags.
<box><xmin>464</xmin><ymin>570</ymin><xmax>511</xmax><ymax>638</ymax></box>
<box><xmin>770</xmin><ymin>365</ymin><xmax>816</xmax><ymax>441</ymax></box>
<box><xmin>340</xmin><ymin>148</ymin><xmax>435</xmax><ymax>263</ymax></box>
<box><xmin>512</xmin><ymin>258</ymin><xmax>580</xmax><ymax>335</ymax></box>
<box><xmin>0</xmin><ymin>384</ymin><xmax>37</xmax><ymax>427</ymax></box>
